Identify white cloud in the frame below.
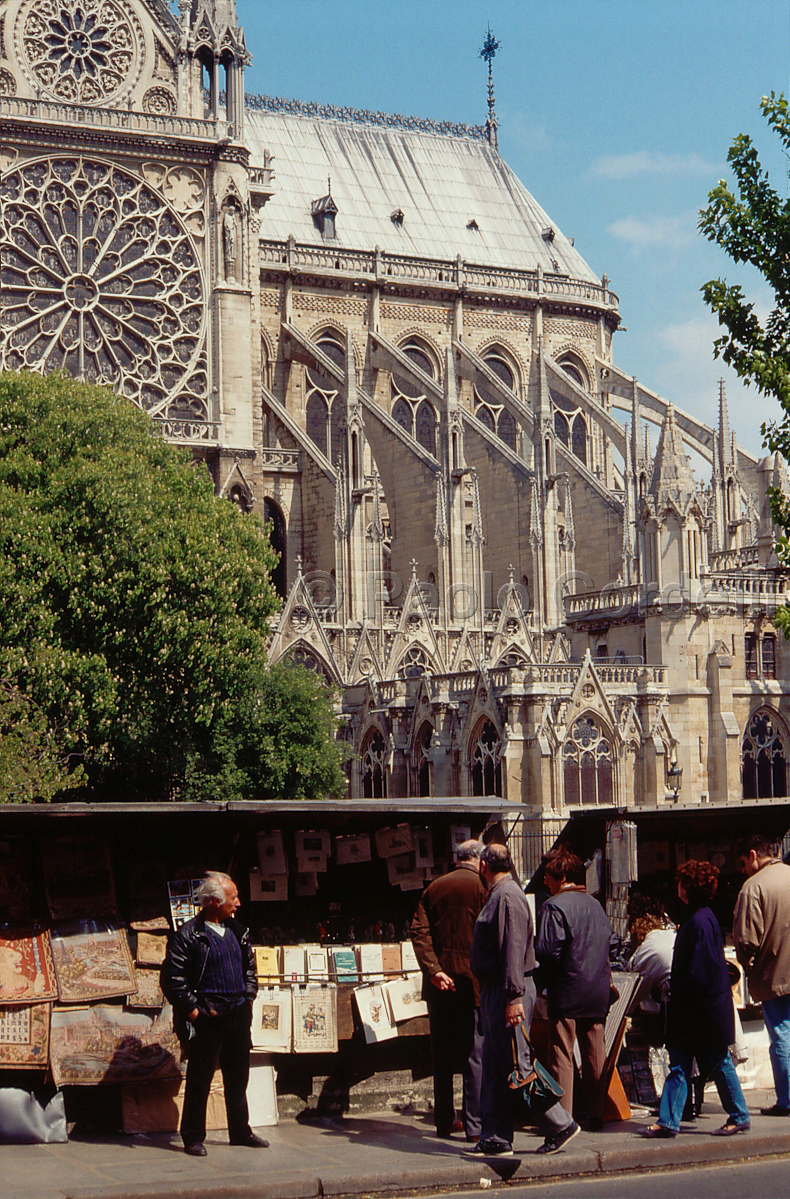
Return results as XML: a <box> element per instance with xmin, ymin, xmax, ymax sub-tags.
<box><xmin>589</xmin><ymin>151</ymin><xmax>719</xmax><ymax>180</ymax></box>
<box><xmin>607</xmin><ymin>213</ymin><xmax>697</xmax><ymax>251</ymax></box>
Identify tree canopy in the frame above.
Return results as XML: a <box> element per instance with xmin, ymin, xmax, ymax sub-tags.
<box><xmin>0</xmin><ymin>371</ymin><xmax>347</xmax><ymax>801</ymax></box>
<box><xmin>699</xmin><ymin>92</ymin><xmax>790</xmax><ymax>635</ymax></box>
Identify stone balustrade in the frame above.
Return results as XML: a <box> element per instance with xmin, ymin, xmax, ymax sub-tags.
<box><xmin>0</xmin><ymin>96</ymin><xmax>224</xmax><ymax>141</ymax></box>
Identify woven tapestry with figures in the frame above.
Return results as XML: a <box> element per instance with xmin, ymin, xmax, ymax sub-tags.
<box><xmin>0</xmin><ymin>928</ymin><xmax>58</xmax><ymax>1004</ymax></box>
<box><xmin>50</xmin><ymin>1004</ymin><xmax>181</xmax><ymax>1086</ymax></box>
<box><xmin>50</xmin><ymin>922</ymin><xmax>136</xmax><ymax>1003</ymax></box>
<box><xmin>0</xmin><ymin>1003</ymin><xmax>50</xmax><ymax>1068</ymax></box>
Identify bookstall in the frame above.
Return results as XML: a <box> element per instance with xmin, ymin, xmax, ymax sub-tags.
<box><xmin>0</xmin><ymin>797</ymin><xmax>508</xmax><ymax>1131</ymax></box>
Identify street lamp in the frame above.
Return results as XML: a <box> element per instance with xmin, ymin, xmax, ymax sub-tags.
<box><xmin>667</xmin><ymin>758</ymin><xmax>683</xmax><ymax>803</ymax></box>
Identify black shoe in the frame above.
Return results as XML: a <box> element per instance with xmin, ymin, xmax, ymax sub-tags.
<box><xmin>760</xmin><ymin>1103</ymin><xmax>790</xmax><ymax>1117</ymax></box>
<box><xmin>184</xmin><ymin>1142</ymin><xmax>207</xmax><ymax>1156</ymax></box>
<box><xmin>464</xmin><ymin>1138</ymin><xmax>514</xmax><ymax>1158</ymax></box>
<box><xmin>536</xmin><ymin>1121</ymin><xmax>580</xmax><ymax>1155</ymax></box>
<box><xmin>229</xmin><ymin>1133</ymin><xmax>270</xmax><ymax>1147</ymax></box>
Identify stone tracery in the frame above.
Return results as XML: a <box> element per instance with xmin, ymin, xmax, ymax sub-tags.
<box><xmin>0</xmin><ymin>156</ymin><xmax>208</xmax><ymax>421</ymax></box>
<box><xmin>16</xmin><ymin>0</ymin><xmax>144</xmax><ymax>106</ymax></box>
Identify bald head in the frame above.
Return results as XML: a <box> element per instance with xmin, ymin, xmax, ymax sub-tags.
<box><xmin>455</xmin><ymin>840</ymin><xmax>483</xmax><ymax>865</ymax></box>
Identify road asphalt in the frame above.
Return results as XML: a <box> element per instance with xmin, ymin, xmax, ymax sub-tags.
<box><xmin>4</xmin><ymin>1088</ymin><xmax>790</xmax><ymax>1199</ymax></box>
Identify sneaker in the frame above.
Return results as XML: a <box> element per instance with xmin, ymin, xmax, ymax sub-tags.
<box><xmin>465</xmin><ymin>1138</ymin><xmax>514</xmax><ymax>1158</ymax></box>
<box><xmin>713</xmin><ymin>1120</ymin><xmax>750</xmax><ymax>1136</ymax></box>
<box><xmin>536</xmin><ymin>1121</ymin><xmax>581</xmax><ymax>1155</ymax></box>
<box><xmin>760</xmin><ymin>1103</ymin><xmax>790</xmax><ymax>1116</ymax></box>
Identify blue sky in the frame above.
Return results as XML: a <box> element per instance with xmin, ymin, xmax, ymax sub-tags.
<box><xmin>237</xmin><ymin>0</ymin><xmax>790</xmax><ymax>458</ymax></box>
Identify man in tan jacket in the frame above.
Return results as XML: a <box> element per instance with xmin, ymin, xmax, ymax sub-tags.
<box><xmin>734</xmin><ymin>833</ymin><xmax>790</xmax><ymax>1117</ymax></box>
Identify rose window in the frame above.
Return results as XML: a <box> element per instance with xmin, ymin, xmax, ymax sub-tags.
<box><xmin>16</xmin><ymin>0</ymin><xmax>143</xmax><ymax>106</ymax></box>
<box><xmin>0</xmin><ymin>157</ymin><xmax>208</xmax><ymax>422</ymax></box>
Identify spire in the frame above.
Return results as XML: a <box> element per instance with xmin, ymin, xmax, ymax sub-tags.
<box><xmin>530</xmin><ymin>479</ymin><xmax>543</xmax><ymax>546</ymax></box>
<box><xmin>434</xmin><ymin>474</ymin><xmax>449</xmax><ymax>547</ymax></box>
<box><xmin>621</xmin><ymin>428</ymin><xmax>635</xmax><ymax>582</ymax></box>
<box><xmin>479</xmin><ymin>26</ymin><xmax>500</xmax><ymax>150</ymax></box>
<box><xmin>718</xmin><ymin>379</ymin><xmax>734</xmax><ymax>468</ymax></box>
<box><xmin>649</xmin><ymin>404</ymin><xmax>696</xmax><ymax>509</ymax></box>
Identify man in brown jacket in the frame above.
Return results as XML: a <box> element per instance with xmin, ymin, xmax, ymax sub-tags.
<box><xmin>410</xmin><ymin>840</ymin><xmax>485</xmax><ymax>1139</ymax></box>
<box><xmin>734</xmin><ymin>833</ymin><xmax>790</xmax><ymax>1116</ymax></box>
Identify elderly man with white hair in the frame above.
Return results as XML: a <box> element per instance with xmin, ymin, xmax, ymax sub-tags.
<box><xmin>161</xmin><ymin>871</ymin><xmax>267</xmax><ymax>1156</ymax></box>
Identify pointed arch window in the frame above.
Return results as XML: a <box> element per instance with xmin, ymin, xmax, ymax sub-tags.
<box><xmin>742</xmin><ymin>710</ymin><xmax>788</xmax><ymax>799</ymax></box>
<box><xmin>563</xmin><ymin>715</ymin><xmax>613</xmax><ymax>806</ymax></box>
<box><xmin>551</xmin><ymin>390</ymin><xmax>587</xmax><ymax>465</ymax></box>
<box><xmin>362</xmin><ymin>729</ymin><xmax>388</xmax><ymax>798</ymax></box>
<box><xmin>288</xmin><ymin>644</ymin><xmax>332</xmax><ymax>684</ymax></box>
<box><xmin>305</xmin><ymin>334</ymin><xmax>345</xmax><ymax>464</ymax></box>
<box><xmin>398</xmin><ymin>645</ymin><xmax>431</xmax><ymax>679</ymax></box>
<box><xmin>470</xmin><ymin>719</ymin><xmax>503</xmax><ymax>797</ymax></box>
<box><xmin>474</xmin><ymin>351</ymin><xmax>519</xmax><ymax>451</ymax></box>
<box><xmin>417</xmin><ymin>722</ymin><xmax>433</xmax><ymax>797</ymax></box>
<box><xmin>391</xmin><ymin>341</ymin><xmax>437</xmax><ymax>454</ymax></box>
<box><xmin>263</xmin><ymin>497</ymin><xmax>286</xmax><ymax>598</ymax></box>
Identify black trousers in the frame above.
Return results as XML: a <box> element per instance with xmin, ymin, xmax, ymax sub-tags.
<box><xmin>426</xmin><ymin>976</ymin><xmax>483</xmax><ymax>1137</ymax></box>
<box><xmin>181</xmin><ymin>1002</ymin><xmax>253</xmax><ymax>1146</ymax></box>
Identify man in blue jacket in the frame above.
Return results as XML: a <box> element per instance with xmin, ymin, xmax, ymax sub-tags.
<box><xmin>469</xmin><ymin>843</ymin><xmax>580</xmax><ymax>1157</ymax></box>
<box><xmin>536</xmin><ymin>848</ymin><xmax>613</xmax><ymax>1129</ymax></box>
<box><xmin>161</xmin><ymin>871</ymin><xmax>268</xmax><ymax>1157</ymax></box>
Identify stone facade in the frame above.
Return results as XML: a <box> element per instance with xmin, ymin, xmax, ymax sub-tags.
<box><xmin>1</xmin><ymin>1</ymin><xmax>789</xmax><ymax>878</ymax></box>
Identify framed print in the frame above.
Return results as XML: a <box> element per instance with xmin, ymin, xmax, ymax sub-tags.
<box><xmin>251</xmin><ymin>986</ymin><xmax>292</xmax><ymax>1051</ymax></box>
<box><xmin>292</xmin><ymin>985</ymin><xmax>337</xmax><ymax>1054</ymax></box>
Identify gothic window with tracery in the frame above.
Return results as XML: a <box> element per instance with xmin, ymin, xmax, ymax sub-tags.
<box><xmin>0</xmin><ymin>157</ymin><xmax>208</xmax><ymax>422</ymax></box>
<box><xmin>391</xmin><ymin>342</ymin><xmax>437</xmax><ymax>455</ymax></box>
<box><xmin>474</xmin><ymin>351</ymin><xmax>518</xmax><ymax>450</ymax></box>
<box><xmin>551</xmin><ymin>392</ymin><xmax>587</xmax><ymax>467</ymax></box>
<box><xmin>288</xmin><ymin>644</ymin><xmax>332</xmax><ymax>683</ymax></box>
<box><xmin>361</xmin><ymin>729</ymin><xmax>387</xmax><ymax>798</ymax></box>
<box><xmin>470</xmin><ymin>719</ymin><xmax>502</xmax><ymax>797</ymax></box>
<box><xmin>742</xmin><ymin>710</ymin><xmax>788</xmax><ymax>799</ymax></box>
<box><xmin>563</xmin><ymin>715</ymin><xmax>613</xmax><ymax>806</ymax></box>
<box><xmin>398</xmin><ymin>645</ymin><xmax>431</xmax><ymax>679</ymax></box>
<box><xmin>305</xmin><ymin>334</ymin><xmax>345</xmax><ymax>463</ymax></box>
<box><xmin>496</xmin><ymin>649</ymin><xmax>528</xmax><ymax>669</ymax></box>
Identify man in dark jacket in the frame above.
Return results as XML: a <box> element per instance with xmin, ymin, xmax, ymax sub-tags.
<box><xmin>535</xmin><ymin>848</ymin><xmax>613</xmax><ymax>1128</ymax></box>
<box><xmin>410</xmin><ymin>840</ymin><xmax>485</xmax><ymax>1140</ymax></box>
<box><xmin>468</xmin><ymin>843</ymin><xmax>580</xmax><ymax>1157</ymax></box>
<box><xmin>161</xmin><ymin>871</ymin><xmax>267</xmax><ymax>1156</ymax></box>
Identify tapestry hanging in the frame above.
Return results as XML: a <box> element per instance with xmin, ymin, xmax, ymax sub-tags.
<box><xmin>50</xmin><ymin>1004</ymin><xmax>181</xmax><ymax>1086</ymax></box>
<box><xmin>0</xmin><ymin>928</ymin><xmax>58</xmax><ymax>1004</ymax></box>
<box><xmin>50</xmin><ymin>922</ymin><xmax>136</xmax><ymax>1004</ymax></box>
<box><xmin>127</xmin><ymin>968</ymin><xmax>165</xmax><ymax>1010</ymax></box>
<box><xmin>0</xmin><ymin>1003</ymin><xmax>50</xmax><ymax>1068</ymax></box>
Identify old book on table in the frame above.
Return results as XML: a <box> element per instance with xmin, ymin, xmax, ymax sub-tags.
<box><xmin>330</xmin><ymin>946</ymin><xmax>359</xmax><ymax>983</ymax></box>
<box><xmin>281</xmin><ymin>945</ymin><xmax>305</xmax><ymax>983</ymax></box>
<box><xmin>358</xmin><ymin>943</ymin><xmax>384</xmax><ymax>982</ymax></box>
<box><xmin>400</xmin><ymin>940</ymin><xmax>419</xmax><ymax>972</ymax></box>
<box><xmin>380</xmin><ymin>943</ymin><xmax>401</xmax><ymax>976</ymax></box>
<box><xmin>254</xmin><ymin>946</ymin><xmax>281</xmax><ymax>984</ymax></box>
<box><xmin>305</xmin><ymin>945</ymin><xmax>330</xmax><ymax>982</ymax></box>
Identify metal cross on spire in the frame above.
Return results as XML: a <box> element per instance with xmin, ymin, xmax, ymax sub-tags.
<box><xmin>479</xmin><ymin>26</ymin><xmax>500</xmax><ymax>150</ymax></box>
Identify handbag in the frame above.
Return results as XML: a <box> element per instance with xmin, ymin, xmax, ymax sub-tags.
<box><xmin>508</xmin><ymin>1024</ymin><xmax>564</xmax><ymax>1117</ymax></box>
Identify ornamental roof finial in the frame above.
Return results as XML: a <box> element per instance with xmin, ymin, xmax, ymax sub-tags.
<box><xmin>479</xmin><ymin>26</ymin><xmax>500</xmax><ymax>150</ymax></box>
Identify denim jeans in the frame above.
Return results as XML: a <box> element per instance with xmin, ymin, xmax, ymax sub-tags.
<box><xmin>762</xmin><ymin>994</ymin><xmax>790</xmax><ymax>1109</ymax></box>
<box><xmin>658</xmin><ymin>1044</ymin><xmax>750</xmax><ymax>1133</ymax></box>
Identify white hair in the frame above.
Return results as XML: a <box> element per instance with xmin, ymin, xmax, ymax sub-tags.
<box><xmin>196</xmin><ymin>871</ymin><xmax>232</xmax><ymax>907</ymax></box>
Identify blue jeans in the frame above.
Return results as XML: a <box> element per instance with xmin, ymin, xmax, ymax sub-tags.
<box><xmin>762</xmin><ymin>994</ymin><xmax>790</xmax><ymax>1108</ymax></box>
<box><xmin>658</xmin><ymin>1044</ymin><xmax>750</xmax><ymax>1133</ymax></box>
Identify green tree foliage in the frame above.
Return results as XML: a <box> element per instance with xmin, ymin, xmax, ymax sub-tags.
<box><xmin>700</xmin><ymin>92</ymin><xmax>790</xmax><ymax>636</ymax></box>
<box><xmin>0</xmin><ymin>680</ymin><xmax>84</xmax><ymax>803</ymax></box>
<box><xmin>0</xmin><ymin>371</ymin><xmax>347</xmax><ymax>801</ymax></box>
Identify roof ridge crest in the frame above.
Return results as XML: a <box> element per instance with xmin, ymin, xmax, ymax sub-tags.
<box><xmin>245</xmin><ymin>92</ymin><xmax>488</xmax><ymax>141</ymax></box>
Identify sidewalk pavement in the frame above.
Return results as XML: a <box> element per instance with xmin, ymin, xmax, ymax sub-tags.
<box><xmin>5</xmin><ymin>1089</ymin><xmax>790</xmax><ymax>1199</ymax></box>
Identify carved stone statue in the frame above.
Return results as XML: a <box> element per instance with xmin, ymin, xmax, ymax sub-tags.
<box><xmin>222</xmin><ymin>205</ymin><xmax>239</xmax><ymax>283</ymax></box>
